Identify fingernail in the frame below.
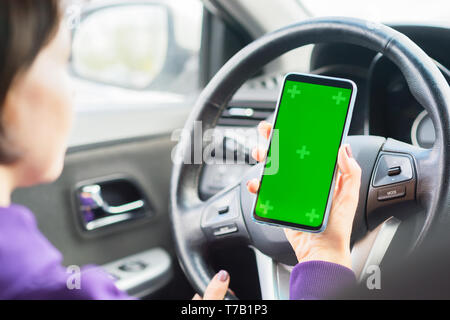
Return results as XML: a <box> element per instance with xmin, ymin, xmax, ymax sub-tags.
<box><xmin>217</xmin><ymin>270</ymin><xmax>229</xmax><ymax>282</ymax></box>
<box><xmin>252</xmin><ymin>148</ymin><xmax>258</xmax><ymax>159</ymax></box>
<box><xmin>345</xmin><ymin>144</ymin><xmax>353</xmax><ymax>158</ymax></box>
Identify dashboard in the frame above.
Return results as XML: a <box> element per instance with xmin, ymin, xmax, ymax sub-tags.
<box><xmin>310</xmin><ymin>25</ymin><xmax>450</xmax><ymax>147</ymax></box>
<box><xmin>199</xmin><ymin>24</ymin><xmax>450</xmax><ymax>199</ymax></box>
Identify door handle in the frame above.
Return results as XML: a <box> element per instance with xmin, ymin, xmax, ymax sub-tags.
<box><xmin>75</xmin><ymin>177</ymin><xmax>152</xmax><ymax>232</ymax></box>
<box><xmin>80</xmin><ymin>184</ymin><xmax>145</xmax><ymax>215</ymax></box>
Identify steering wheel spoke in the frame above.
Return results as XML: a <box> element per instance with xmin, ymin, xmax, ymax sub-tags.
<box><xmin>200</xmin><ymin>185</ymin><xmax>250</xmax><ymax>245</ymax></box>
<box><xmin>366</xmin><ymin>138</ymin><xmax>423</xmax><ymax>229</ymax></box>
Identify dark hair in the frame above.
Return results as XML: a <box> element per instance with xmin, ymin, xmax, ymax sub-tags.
<box><xmin>0</xmin><ymin>0</ymin><xmax>61</xmax><ymax>163</ymax></box>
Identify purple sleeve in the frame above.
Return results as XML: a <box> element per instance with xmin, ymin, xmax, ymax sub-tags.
<box><xmin>289</xmin><ymin>260</ymin><xmax>356</xmax><ymax>300</ymax></box>
<box><xmin>0</xmin><ymin>204</ymin><xmax>133</xmax><ymax>300</ymax></box>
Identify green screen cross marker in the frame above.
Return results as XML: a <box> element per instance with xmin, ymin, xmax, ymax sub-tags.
<box><xmin>259</xmin><ymin>200</ymin><xmax>273</xmax><ymax>215</ymax></box>
<box><xmin>305</xmin><ymin>209</ymin><xmax>319</xmax><ymax>223</ymax></box>
<box><xmin>287</xmin><ymin>85</ymin><xmax>301</xmax><ymax>98</ymax></box>
<box><xmin>296</xmin><ymin>145</ymin><xmax>311</xmax><ymax>159</ymax></box>
<box><xmin>332</xmin><ymin>91</ymin><xmax>346</xmax><ymax>105</ymax></box>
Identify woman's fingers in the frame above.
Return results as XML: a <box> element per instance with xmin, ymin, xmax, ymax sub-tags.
<box><xmin>251</xmin><ymin>121</ymin><xmax>273</xmax><ymax>163</ymax></box>
<box><xmin>336</xmin><ymin>144</ymin><xmax>362</xmax><ymax>199</ymax></box>
<box><xmin>246</xmin><ymin>121</ymin><xmax>273</xmax><ymax>190</ymax></box>
<box><xmin>338</xmin><ymin>144</ymin><xmax>359</xmax><ymax>176</ymax></box>
<box><xmin>246</xmin><ymin>178</ymin><xmax>260</xmax><ymax>194</ymax></box>
<box><xmin>258</xmin><ymin>121</ymin><xmax>272</xmax><ymax>140</ymax></box>
<box><xmin>202</xmin><ymin>270</ymin><xmax>230</xmax><ymax>300</ymax></box>
<box><xmin>334</xmin><ymin>170</ymin><xmax>343</xmax><ymax>194</ymax></box>
<box><xmin>192</xmin><ymin>270</ymin><xmax>234</xmax><ymax>300</ymax></box>
<box><xmin>251</xmin><ymin>146</ymin><xmax>267</xmax><ymax>162</ymax></box>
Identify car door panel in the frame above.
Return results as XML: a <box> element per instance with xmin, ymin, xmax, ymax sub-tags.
<box><xmin>12</xmin><ymin>135</ymin><xmax>176</xmax><ymax>267</ymax></box>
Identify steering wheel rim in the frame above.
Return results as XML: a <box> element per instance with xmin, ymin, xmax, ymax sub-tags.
<box><xmin>170</xmin><ymin>17</ymin><xmax>450</xmax><ymax>299</ymax></box>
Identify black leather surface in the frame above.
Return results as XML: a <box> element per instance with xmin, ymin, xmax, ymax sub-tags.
<box><xmin>170</xmin><ymin>17</ymin><xmax>450</xmax><ymax>297</ymax></box>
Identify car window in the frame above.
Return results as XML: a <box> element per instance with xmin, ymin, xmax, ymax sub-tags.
<box><xmin>299</xmin><ymin>0</ymin><xmax>450</xmax><ymax>24</ymax></box>
<box><xmin>68</xmin><ymin>0</ymin><xmax>203</xmax><ymax>146</ymax></box>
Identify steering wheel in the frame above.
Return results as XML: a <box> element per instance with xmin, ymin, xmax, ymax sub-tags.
<box><xmin>170</xmin><ymin>17</ymin><xmax>450</xmax><ymax>299</ymax></box>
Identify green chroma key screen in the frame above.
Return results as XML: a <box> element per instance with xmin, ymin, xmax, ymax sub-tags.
<box><xmin>254</xmin><ymin>74</ymin><xmax>354</xmax><ymax>231</ymax></box>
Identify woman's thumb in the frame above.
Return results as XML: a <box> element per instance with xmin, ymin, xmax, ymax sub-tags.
<box><xmin>203</xmin><ymin>270</ymin><xmax>230</xmax><ymax>300</ymax></box>
<box><xmin>338</xmin><ymin>144</ymin><xmax>361</xmax><ymax>177</ymax></box>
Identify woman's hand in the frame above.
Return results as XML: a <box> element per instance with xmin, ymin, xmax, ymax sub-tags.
<box><xmin>192</xmin><ymin>270</ymin><xmax>231</xmax><ymax>300</ymax></box>
<box><xmin>247</xmin><ymin>121</ymin><xmax>362</xmax><ymax>269</ymax></box>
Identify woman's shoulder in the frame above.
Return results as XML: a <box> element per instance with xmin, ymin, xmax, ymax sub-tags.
<box><xmin>0</xmin><ymin>203</ymin><xmax>37</xmax><ymax>227</ymax></box>
<box><xmin>0</xmin><ymin>203</ymin><xmax>60</xmax><ymax>259</ymax></box>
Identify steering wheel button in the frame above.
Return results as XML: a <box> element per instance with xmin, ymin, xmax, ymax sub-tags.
<box><xmin>118</xmin><ymin>260</ymin><xmax>147</xmax><ymax>272</ymax></box>
<box><xmin>217</xmin><ymin>206</ymin><xmax>229</xmax><ymax>214</ymax></box>
<box><xmin>377</xmin><ymin>185</ymin><xmax>406</xmax><ymax>201</ymax></box>
<box><xmin>373</xmin><ymin>153</ymin><xmax>413</xmax><ymax>187</ymax></box>
<box><xmin>387</xmin><ymin>166</ymin><xmax>402</xmax><ymax>176</ymax></box>
<box><xmin>213</xmin><ymin>224</ymin><xmax>238</xmax><ymax>236</ymax></box>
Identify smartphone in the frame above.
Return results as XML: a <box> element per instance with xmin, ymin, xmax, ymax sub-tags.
<box><xmin>252</xmin><ymin>72</ymin><xmax>357</xmax><ymax>233</ymax></box>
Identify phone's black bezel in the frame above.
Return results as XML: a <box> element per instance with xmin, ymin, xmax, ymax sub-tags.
<box><xmin>252</xmin><ymin>73</ymin><xmax>355</xmax><ymax>232</ymax></box>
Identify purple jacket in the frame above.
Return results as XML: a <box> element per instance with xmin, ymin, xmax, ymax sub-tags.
<box><xmin>0</xmin><ymin>204</ymin><xmax>354</xmax><ymax>299</ymax></box>
<box><xmin>289</xmin><ymin>260</ymin><xmax>356</xmax><ymax>299</ymax></box>
<box><xmin>0</xmin><ymin>204</ymin><xmax>131</xmax><ymax>299</ymax></box>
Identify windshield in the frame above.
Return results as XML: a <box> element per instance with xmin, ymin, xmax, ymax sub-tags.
<box><xmin>298</xmin><ymin>0</ymin><xmax>450</xmax><ymax>25</ymax></box>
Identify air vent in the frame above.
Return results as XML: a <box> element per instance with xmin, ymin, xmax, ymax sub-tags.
<box><xmin>218</xmin><ymin>100</ymin><xmax>276</xmax><ymax>127</ymax></box>
<box><xmin>245</xmin><ymin>74</ymin><xmax>285</xmax><ymax>90</ymax></box>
